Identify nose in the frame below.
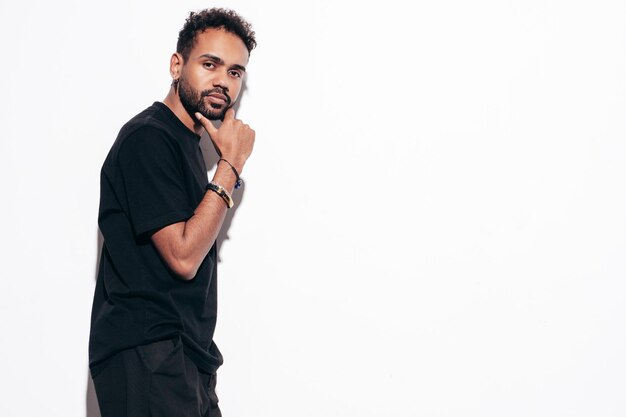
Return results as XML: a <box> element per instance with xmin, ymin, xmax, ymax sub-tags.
<box><xmin>212</xmin><ymin>69</ymin><xmax>229</xmax><ymax>91</ymax></box>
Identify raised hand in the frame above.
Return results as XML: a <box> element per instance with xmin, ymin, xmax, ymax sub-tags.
<box><xmin>195</xmin><ymin>108</ymin><xmax>255</xmax><ymax>174</ymax></box>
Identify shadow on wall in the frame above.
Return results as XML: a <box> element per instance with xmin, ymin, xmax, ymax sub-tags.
<box><xmin>86</xmin><ymin>370</ymin><xmax>101</xmax><ymax>417</ymax></box>
<box><xmin>86</xmin><ymin>231</ymin><xmax>103</xmax><ymax>417</ymax></box>
<box><xmin>84</xmin><ymin>83</ymin><xmax>248</xmax><ymax>415</ymax></box>
<box><xmin>199</xmin><ymin>79</ymin><xmax>249</xmax><ymax>262</ymax></box>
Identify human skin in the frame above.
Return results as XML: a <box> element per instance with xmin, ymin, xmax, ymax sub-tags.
<box><xmin>153</xmin><ymin>28</ymin><xmax>255</xmax><ymax>280</ymax></box>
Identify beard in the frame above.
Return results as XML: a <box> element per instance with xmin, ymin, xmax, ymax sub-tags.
<box><xmin>177</xmin><ymin>76</ymin><xmax>232</xmax><ymax>121</ymax></box>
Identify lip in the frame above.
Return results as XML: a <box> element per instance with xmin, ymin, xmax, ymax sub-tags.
<box><xmin>205</xmin><ymin>93</ymin><xmax>228</xmax><ymax>104</ymax></box>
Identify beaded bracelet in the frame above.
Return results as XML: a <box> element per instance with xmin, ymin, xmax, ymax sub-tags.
<box><xmin>218</xmin><ymin>158</ymin><xmax>243</xmax><ymax>189</ymax></box>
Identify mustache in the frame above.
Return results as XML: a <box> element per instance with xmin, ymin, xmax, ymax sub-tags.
<box><xmin>201</xmin><ymin>88</ymin><xmax>231</xmax><ymax>105</ymax></box>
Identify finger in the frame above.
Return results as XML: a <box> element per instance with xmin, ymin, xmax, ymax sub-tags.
<box><xmin>223</xmin><ymin>107</ymin><xmax>236</xmax><ymax>121</ymax></box>
<box><xmin>195</xmin><ymin>112</ymin><xmax>218</xmax><ymax>136</ymax></box>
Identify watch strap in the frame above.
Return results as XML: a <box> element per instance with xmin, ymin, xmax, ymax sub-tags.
<box><xmin>206</xmin><ymin>181</ymin><xmax>234</xmax><ymax>208</ymax></box>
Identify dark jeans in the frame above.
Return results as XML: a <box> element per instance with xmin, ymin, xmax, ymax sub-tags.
<box><xmin>92</xmin><ymin>337</ymin><xmax>221</xmax><ymax>417</ymax></box>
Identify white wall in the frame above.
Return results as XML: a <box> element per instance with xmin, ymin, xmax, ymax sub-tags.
<box><xmin>1</xmin><ymin>0</ymin><xmax>625</xmax><ymax>416</ymax></box>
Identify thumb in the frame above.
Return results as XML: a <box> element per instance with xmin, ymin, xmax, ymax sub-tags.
<box><xmin>195</xmin><ymin>112</ymin><xmax>218</xmax><ymax>137</ymax></box>
<box><xmin>223</xmin><ymin>107</ymin><xmax>236</xmax><ymax>121</ymax></box>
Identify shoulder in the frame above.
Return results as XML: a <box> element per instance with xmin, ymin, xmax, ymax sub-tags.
<box><xmin>112</xmin><ymin>107</ymin><xmax>182</xmax><ymax>162</ymax></box>
<box><xmin>122</xmin><ymin>103</ymin><xmax>177</xmax><ymax>138</ymax></box>
<box><xmin>101</xmin><ymin>103</ymin><xmax>189</xmax><ymax>177</ymax></box>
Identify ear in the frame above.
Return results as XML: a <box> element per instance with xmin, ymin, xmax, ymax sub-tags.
<box><xmin>169</xmin><ymin>52</ymin><xmax>184</xmax><ymax>80</ymax></box>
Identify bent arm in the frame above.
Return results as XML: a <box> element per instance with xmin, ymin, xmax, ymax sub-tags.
<box><xmin>151</xmin><ymin>163</ymin><xmax>238</xmax><ymax>280</ymax></box>
<box><xmin>151</xmin><ymin>108</ymin><xmax>254</xmax><ymax>280</ymax></box>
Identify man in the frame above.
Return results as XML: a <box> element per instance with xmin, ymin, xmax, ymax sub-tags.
<box><xmin>88</xmin><ymin>8</ymin><xmax>256</xmax><ymax>417</ymax></box>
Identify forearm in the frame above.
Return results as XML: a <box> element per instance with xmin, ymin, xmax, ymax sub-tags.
<box><xmin>152</xmin><ymin>162</ymin><xmax>239</xmax><ymax>279</ymax></box>
<box><xmin>153</xmin><ymin>108</ymin><xmax>254</xmax><ymax>279</ymax></box>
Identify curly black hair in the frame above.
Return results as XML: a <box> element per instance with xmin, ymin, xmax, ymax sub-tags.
<box><xmin>176</xmin><ymin>8</ymin><xmax>256</xmax><ymax>61</ymax></box>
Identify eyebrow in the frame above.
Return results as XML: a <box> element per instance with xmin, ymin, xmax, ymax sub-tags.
<box><xmin>199</xmin><ymin>53</ymin><xmax>246</xmax><ymax>73</ymax></box>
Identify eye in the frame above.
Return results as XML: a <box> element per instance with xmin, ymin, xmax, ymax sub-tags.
<box><xmin>203</xmin><ymin>62</ymin><xmax>216</xmax><ymax>69</ymax></box>
<box><xmin>229</xmin><ymin>70</ymin><xmax>242</xmax><ymax>78</ymax></box>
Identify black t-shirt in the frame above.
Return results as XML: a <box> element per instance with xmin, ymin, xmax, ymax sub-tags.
<box><xmin>89</xmin><ymin>102</ymin><xmax>223</xmax><ymax>376</ymax></box>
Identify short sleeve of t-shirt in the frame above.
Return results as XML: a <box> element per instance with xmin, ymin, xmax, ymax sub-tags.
<box><xmin>117</xmin><ymin>126</ymin><xmax>194</xmax><ymax>236</ymax></box>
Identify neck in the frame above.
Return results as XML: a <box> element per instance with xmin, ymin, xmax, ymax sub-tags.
<box><xmin>163</xmin><ymin>87</ymin><xmax>204</xmax><ymax>135</ymax></box>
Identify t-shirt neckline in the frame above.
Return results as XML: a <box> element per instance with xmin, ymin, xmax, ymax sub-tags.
<box><xmin>153</xmin><ymin>101</ymin><xmax>202</xmax><ymax>142</ymax></box>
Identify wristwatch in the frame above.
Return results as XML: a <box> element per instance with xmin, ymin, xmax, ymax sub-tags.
<box><xmin>206</xmin><ymin>182</ymin><xmax>234</xmax><ymax>208</ymax></box>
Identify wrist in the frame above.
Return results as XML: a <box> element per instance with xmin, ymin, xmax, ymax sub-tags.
<box><xmin>219</xmin><ymin>155</ymin><xmax>244</xmax><ymax>174</ymax></box>
<box><xmin>212</xmin><ymin>165</ymin><xmax>237</xmax><ymax>191</ymax></box>
<box><xmin>218</xmin><ymin>157</ymin><xmax>244</xmax><ymax>189</ymax></box>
